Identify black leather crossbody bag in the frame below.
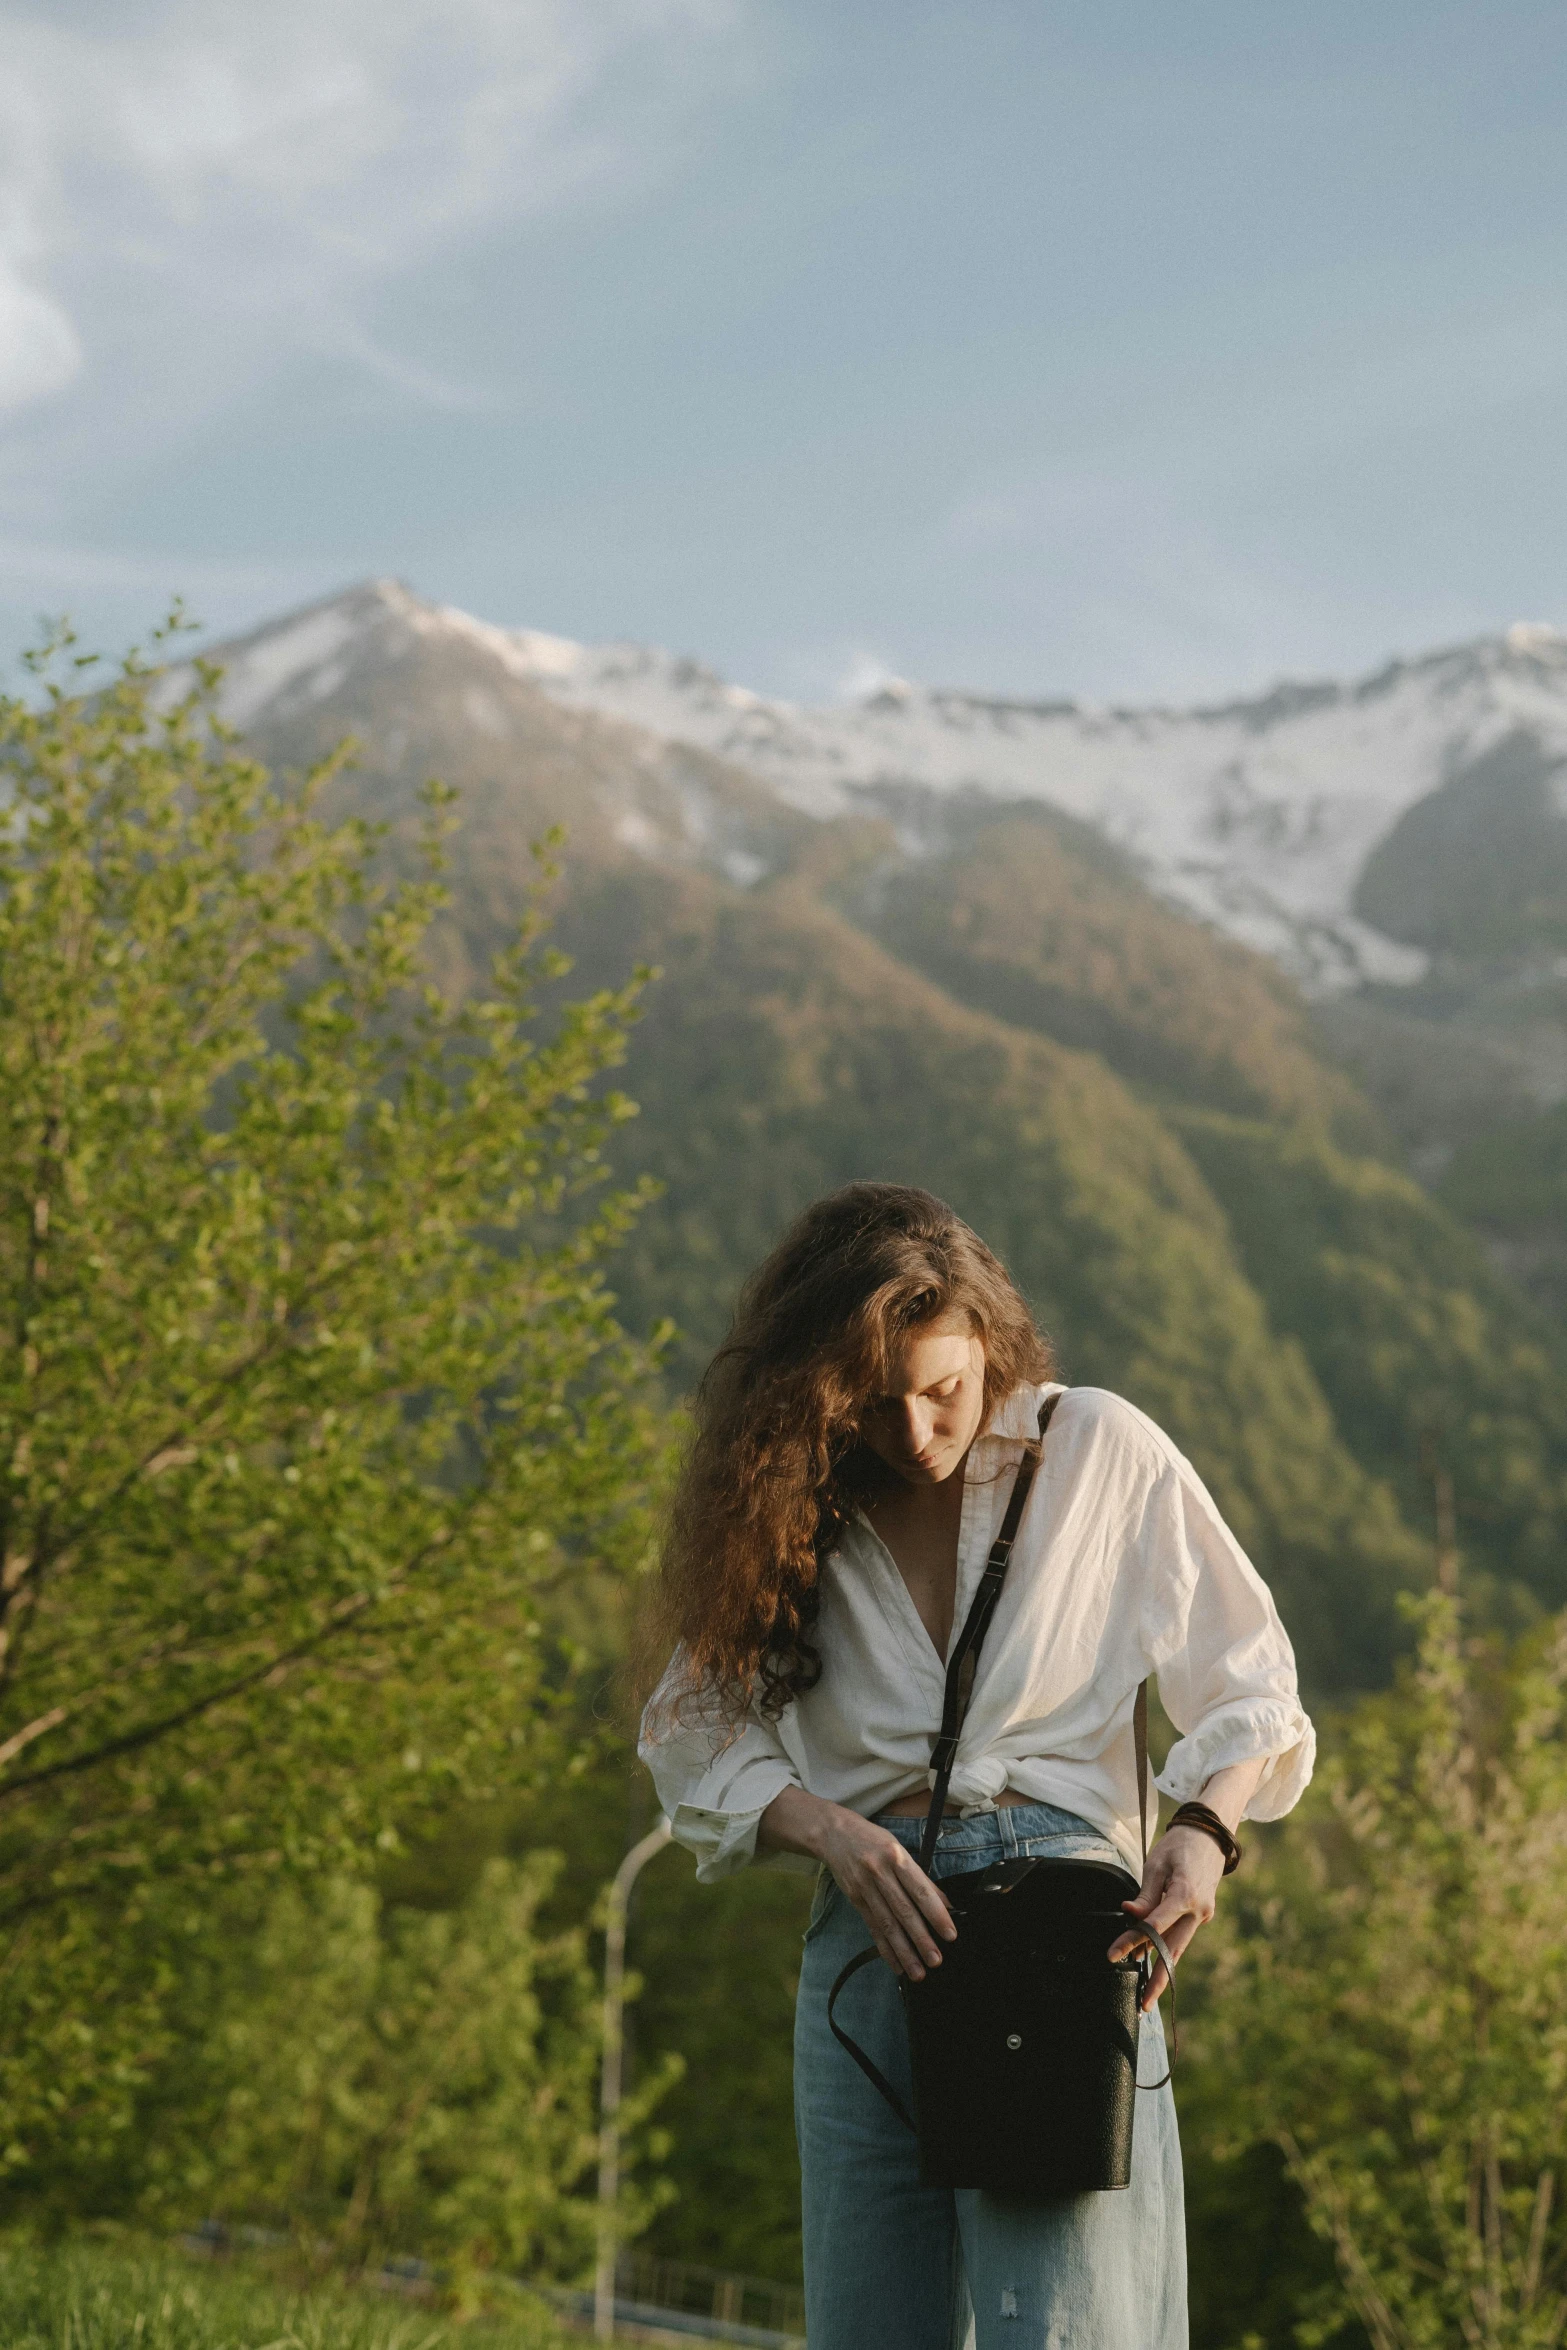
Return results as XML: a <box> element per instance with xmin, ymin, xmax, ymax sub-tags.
<box><xmin>826</xmin><ymin>1392</ymin><xmax>1177</xmax><ymax>2196</ymax></box>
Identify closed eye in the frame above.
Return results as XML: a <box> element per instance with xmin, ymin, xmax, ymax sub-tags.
<box><xmin>872</xmin><ymin>1375</ymin><xmax>963</xmax><ymax>1409</ymax></box>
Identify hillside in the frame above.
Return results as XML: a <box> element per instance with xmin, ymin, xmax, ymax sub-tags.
<box><xmin>199</xmin><ymin>580</ymin><xmax>1567</xmax><ymax>1696</ymax></box>
<box><xmin>814</xmin><ymin>795</ymin><xmax>1377</xmax><ymax>1141</ymax></box>
<box><xmin>184</xmin><ymin>579</ymin><xmax>1567</xmax><ymax>2299</ymax></box>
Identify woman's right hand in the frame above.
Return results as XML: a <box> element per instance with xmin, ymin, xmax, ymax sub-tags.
<box><xmin>759</xmin><ymin>1787</ymin><xmax>956</xmax><ymax>1980</ymax></box>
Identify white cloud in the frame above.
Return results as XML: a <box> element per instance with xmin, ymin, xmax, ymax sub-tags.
<box><xmin>0</xmin><ymin>264</ymin><xmax>81</xmax><ymax>414</ymax></box>
<box><xmin>0</xmin><ymin>0</ymin><xmax>748</xmax><ymax>437</ymax></box>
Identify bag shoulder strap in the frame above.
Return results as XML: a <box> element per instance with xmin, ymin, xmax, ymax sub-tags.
<box><xmin>1134</xmin><ymin>1676</ymin><xmax>1150</xmax><ymax>1871</ymax></box>
<box><xmin>919</xmin><ymin>1389</ymin><xmax>1060</xmax><ymax>1873</ymax></box>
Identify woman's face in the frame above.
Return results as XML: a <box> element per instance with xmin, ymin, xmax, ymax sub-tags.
<box><xmin>859</xmin><ymin>1312</ymin><xmax>988</xmax><ymax>1487</ymax></box>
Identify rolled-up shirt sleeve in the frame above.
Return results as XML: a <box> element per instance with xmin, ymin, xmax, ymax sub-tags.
<box><xmin>1141</xmin><ymin>1455</ymin><xmax>1316</xmax><ymax>1822</ymax></box>
<box><xmin>638</xmin><ymin>1650</ymin><xmax>806</xmax><ymax>1881</ymax></box>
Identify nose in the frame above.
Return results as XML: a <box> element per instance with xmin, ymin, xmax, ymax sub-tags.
<box><xmin>897</xmin><ymin>1399</ymin><xmax>936</xmax><ymax>1456</ymax></box>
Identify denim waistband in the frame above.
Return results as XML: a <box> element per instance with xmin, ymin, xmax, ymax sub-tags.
<box><xmin>869</xmin><ymin>1797</ymin><xmax>1124</xmax><ymax>1872</ymax></box>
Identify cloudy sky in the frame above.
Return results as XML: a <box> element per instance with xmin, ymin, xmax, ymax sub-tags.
<box><xmin>3</xmin><ymin>0</ymin><xmax>1566</xmax><ymax>701</ymax></box>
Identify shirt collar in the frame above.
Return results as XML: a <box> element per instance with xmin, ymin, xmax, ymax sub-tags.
<box><xmin>977</xmin><ymin>1380</ymin><xmax>1055</xmax><ymax>1449</ymax></box>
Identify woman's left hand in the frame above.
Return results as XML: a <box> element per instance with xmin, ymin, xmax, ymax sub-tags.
<box><xmin>1110</xmin><ymin>1754</ymin><xmax>1264</xmax><ymax>2008</ymax></box>
<box><xmin>1108</xmin><ymin>1826</ymin><xmax>1226</xmax><ymax>2010</ymax></box>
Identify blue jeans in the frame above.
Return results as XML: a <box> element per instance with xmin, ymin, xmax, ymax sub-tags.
<box><xmin>794</xmin><ymin>1801</ymin><xmax>1187</xmax><ymax>2350</ymax></box>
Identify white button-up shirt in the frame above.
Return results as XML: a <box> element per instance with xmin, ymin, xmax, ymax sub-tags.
<box><xmin>639</xmin><ymin>1382</ymin><xmax>1315</xmax><ymax>1881</ymax></box>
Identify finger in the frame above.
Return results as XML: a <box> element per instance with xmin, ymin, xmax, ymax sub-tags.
<box><xmin>870</xmin><ymin>1857</ymin><xmax>953</xmax><ymax>1941</ymax></box>
<box><xmin>878</xmin><ymin>1913</ymin><xmax>935</xmax><ymax>1980</ymax></box>
<box><xmin>1109</xmin><ymin>1925</ymin><xmax>1172</xmax><ymax>1966</ymax></box>
<box><xmin>878</xmin><ymin>1882</ymin><xmax>948</xmax><ymax>1971</ymax></box>
<box><xmin>1115</xmin><ymin>1911</ymin><xmax>1199</xmax><ymax>1974</ymax></box>
<box><xmin>1133</xmin><ymin>1912</ymin><xmax>1211</xmax><ymax>2009</ymax></box>
<box><xmin>864</xmin><ymin>1906</ymin><xmax>918</xmax><ymax>1978</ymax></box>
<box><xmin>1118</xmin><ymin>1882</ymin><xmax>1168</xmax><ymax>1921</ymax></box>
<box><xmin>1109</xmin><ymin>1898</ymin><xmax>1159</xmax><ymax>1962</ymax></box>
<box><xmin>1143</xmin><ymin>1891</ymin><xmax>1204</xmax><ymax>1941</ymax></box>
<box><xmin>1113</xmin><ymin>1908</ymin><xmax>1197</xmax><ymax>1980</ymax></box>
<box><xmin>850</xmin><ymin>1877</ymin><xmax>943</xmax><ymax>1975</ymax></box>
<box><xmin>1161</xmin><ymin>1914</ymin><xmax>1202</xmax><ymax>1961</ymax></box>
<box><xmin>1106</xmin><ymin>1926</ymin><xmax>1169</xmax><ymax>2006</ymax></box>
<box><xmin>902</xmin><ymin>1867</ymin><xmax>957</xmax><ymax>1940</ymax></box>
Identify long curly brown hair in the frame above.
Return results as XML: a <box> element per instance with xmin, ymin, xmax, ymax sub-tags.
<box><xmin>646</xmin><ymin>1184</ymin><xmax>1055</xmax><ymax>1724</ymax></box>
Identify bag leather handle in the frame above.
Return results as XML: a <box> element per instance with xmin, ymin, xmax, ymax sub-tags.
<box><xmin>827</xmin><ymin>1946</ymin><xmax>916</xmax><ymax>2130</ymax></box>
<box><xmin>1125</xmin><ymin>1675</ymin><xmax>1177</xmax><ymax>2080</ymax></box>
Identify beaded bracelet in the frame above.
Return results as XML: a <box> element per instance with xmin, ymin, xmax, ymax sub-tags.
<box><xmin>1168</xmin><ymin>1799</ymin><xmax>1243</xmax><ymax>1874</ymax></box>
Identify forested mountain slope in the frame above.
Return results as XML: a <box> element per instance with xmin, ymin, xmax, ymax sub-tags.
<box><xmin>208</xmin><ymin>582</ymin><xmax>1567</xmax><ymax>1695</ymax></box>
<box><xmin>818</xmin><ymin>796</ymin><xmax>1377</xmax><ymax>1139</ymax></box>
<box><xmin>189</xmin><ymin>581</ymin><xmax>1567</xmax><ymax>2304</ymax></box>
<box><xmin>553</xmin><ymin>860</ymin><xmax>1421</xmax><ymax>1692</ymax></box>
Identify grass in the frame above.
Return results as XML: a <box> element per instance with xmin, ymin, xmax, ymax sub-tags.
<box><xmin>0</xmin><ymin>2238</ymin><xmax>578</xmax><ymax>2350</ymax></box>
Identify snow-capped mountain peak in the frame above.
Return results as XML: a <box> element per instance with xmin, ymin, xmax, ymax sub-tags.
<box><xmin>200</xmin><ymin>581</ymin><xmax>1567</xmax><ymax>997</ymax></box>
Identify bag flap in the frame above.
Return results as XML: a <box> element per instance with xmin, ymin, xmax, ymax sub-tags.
<box><xmin>939</xmin><ymin>1854</ymin><xmax>1140</xmax><ymax>1911</ymax></box>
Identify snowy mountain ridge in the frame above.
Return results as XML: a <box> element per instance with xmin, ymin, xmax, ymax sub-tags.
<box><xmin>204</xmin><ymin>580</ymin><xmax>1567</xmax><ymax>997</ymax></box>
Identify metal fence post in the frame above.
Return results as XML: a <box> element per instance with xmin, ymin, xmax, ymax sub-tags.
<box><xmin>595</xmin><ymin>1815</ymin><xmax>673</xmax><ymax>2341</ymax></box>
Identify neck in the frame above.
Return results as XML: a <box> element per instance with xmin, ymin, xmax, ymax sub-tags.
<box><xmin>871</xmin><ymin>1450</ymin><xmax>971</xmax><ymax>1520</ymax></box>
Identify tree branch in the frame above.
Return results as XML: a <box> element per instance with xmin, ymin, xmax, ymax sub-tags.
<box><xmin>0</xmin><ymin>1705</ymin><xmax>66</xmax><ymax>1771</ymax></box>
<box><xmin>0</xmin><ymin>1582</ymin><xmax>391</xmax><ymax>1800</ymax></box>
<box><xmin>1278</xmin><ymin>2130</ymin><xmax>1420</xmax><ymax>2350</ymax></box>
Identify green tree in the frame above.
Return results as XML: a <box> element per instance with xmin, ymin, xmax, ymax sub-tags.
<box><xmin>0</xmin><ymin>628</ymin><xmax>664</xmax><ymax>2184</ymax></box>
<box><xmin>1200</xmin><ymin>1594</ymin><xmax>1567</xmax><ymax>2350</ymax></box>
<box><xmin>500</xmin><ymin>1755</ymin><xmax>811</xmax><ymax>2283</ymax></box>
<box><xmin>177</xmin><ymin>1857</ymin><xmax>676</xmax><ymax>2287</ymax></box>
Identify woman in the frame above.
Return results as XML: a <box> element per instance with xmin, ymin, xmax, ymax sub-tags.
<box><xmin>639</xmin><ymin>1184</ymin><xmax>1314</xmax><ymax>2350</ymax></box>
